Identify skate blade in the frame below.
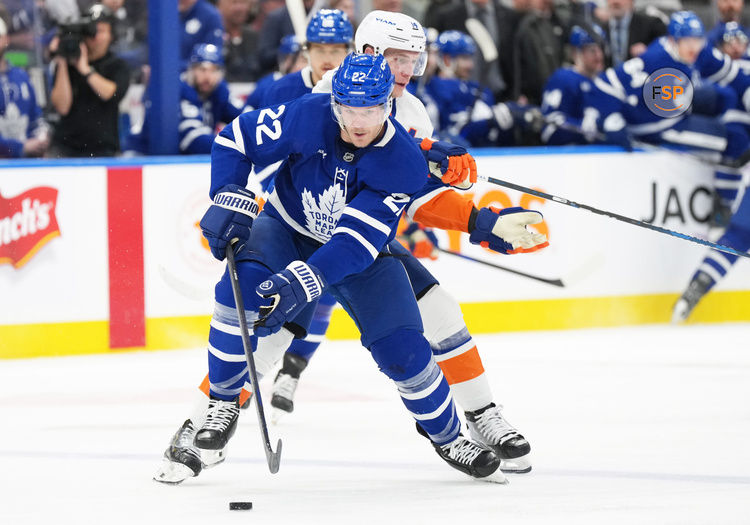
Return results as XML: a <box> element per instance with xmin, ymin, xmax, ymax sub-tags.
<box><xmin>477</xmin><ymin>469</ymin><xmax>509</xmax><ymax>484</ymax></box>
<box><xmin>201</xmin><ymin>448</ymin><xmax>227</xmax><ymax>469</ymax></box>
<box><xmin>499</xmin><ymin>456</ymin><xmax>532</xmax><ymax>474</ymax></box>
<box><xmin>671</xmin><ymin>300</ymin><xmax>689</xmax><ymax>324</ymax></box>
<box><xmin>153</xmin><ymin>459</ymin><xmax>196</xmax><ymax>485</ymax></box>
<box><xmin>271</xmin><ymin>408</ymin><xmax>289</xmax><ymax>425</ymax></box>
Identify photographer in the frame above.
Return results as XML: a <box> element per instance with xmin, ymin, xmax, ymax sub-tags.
<box><xmin>49</xmin><ymin>4</ymin><xmax>130</xmax><ymax>157</ymax></box>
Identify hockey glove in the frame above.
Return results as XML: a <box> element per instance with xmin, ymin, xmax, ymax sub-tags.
<box><xmin>254</xmin><ymin>261</ymin><xmax>327</xmax><ymax>337</ymax></box>
<box><xmin>469</xmin><ymin>206</ymin><xmax>549</xmax><ymax>254</ymax></box>
<box><xmin>199</xmin><ymin>184</ymin><xmax>260</xmax><ymax>261</ymax></box>
<box><xmin>419</xmin><ymin>137</ymin><xmax>477</xmax><ymax>189</ymax></box>
<box><xmin>400</xmin><ymin>222</ymin><xmax>439</xmax><ymax>260</ymax></box>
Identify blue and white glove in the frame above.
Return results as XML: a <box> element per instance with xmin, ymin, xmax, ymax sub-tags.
<box><xmin>254</xmin><ymin>261</ymin><xmax>327</xmax><ymax>337</ymax></box>
<box><xmin>417</xmin><ymin>137</ymin><xmax>477</xmax><ymax>189</ymax></box>
<box><xmin>199</xmin><ymin>184</ymin><xmax>260</xmax><ymax>260</ymax></box>
<box><xmin>469</xmin><ymin>206</ymin><xmax>549</xmax><ymax>254</ymax></box>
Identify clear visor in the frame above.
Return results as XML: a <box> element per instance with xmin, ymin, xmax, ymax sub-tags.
<box><xmin>333</xmin><ymin>100</ymin><xmax>390</xmax><ymax>129</ymax></box>
<box><xmin>387</xmin><ymin>49</ymin><xmax>428</xmax><ymax>77</ymax></box>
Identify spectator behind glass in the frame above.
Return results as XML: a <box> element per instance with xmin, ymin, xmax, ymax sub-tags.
<box><xmin>48</xmin><ymin>4</ymin><xmax>130</xmax><ymax>157</ymax></box>
<box><xmin>180</xmin><ymin>0</ymin><xmax>224</xmax><ymax>66</ymax></box>
<box><xmin>598</xmin><ymin>0</ymin><xmax>667</xmax><ymax>67</ymax></box>
<box><xmin>1</xmin><ymin>0</ymin><xmax>80</xmax><ymax>66</ymax></box>
<box><xmin>218</xmin><ymin>0</ymin><xmax>262</xmax><ymax>82</ymax></box>
<box><xmin>78</xmin><ymin>0</ymin><xmax>149</xmax><ymax>80</ymax></box>
<box><xmin>329</xmin><ymin>0</ymin><xmax>357</xmax><ymax>27</ymax></box>
<box><xmin>257</xmin><ymin>0</ymin><xmax>313</xmax><ymax>75</ymax></box>
<box><xmin>513</xmin><ymin>0</ymin><xmax>567</xmax><ymax>105</ymax></box>
<box><xmin>0</xmin><ymin>16</ymin><xmax>49</xmax><ymax>157</ymax></box>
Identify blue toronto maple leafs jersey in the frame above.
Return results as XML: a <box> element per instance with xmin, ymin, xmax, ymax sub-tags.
<box><xmin>212</xmin><ymin>93</ymin><xmax>427</xmax><ymax>285</ymax></box>
<box><xmin>128</xmin><ymin>79</ymin><xmax>243</xmax><ymax>154</ymax></box>
<box><xmin>695</xmin><ymin>44</ymin><xmax>750</xmax><ymax>114</ymax></box>
<box><xmin>541</xmin><ymin>67</ymin><xmax>596</xmax><ymax>145</ymax></box>
<box><xmin>261</xmin><ymin>66</ymin><xmax>315</xmax><ymax>108</ymax></box>
<box><xmin>586</xmin><ymin>38</ymin><xmax>702</xmax><ymax>132</ymax></box>
<box><xmin>0</xmin><ymin>66</ymin><xmax>45</xmax><ymax>158</ymax></box>
<box><xmin>244</xmin><ymin>72</ymin><xmax>283</xmax><ymax>112</ymax></box>
<box><xmin>425</xmin><ymin>77</ymin><xmax>495</xmax><ymax>140</ymax></box>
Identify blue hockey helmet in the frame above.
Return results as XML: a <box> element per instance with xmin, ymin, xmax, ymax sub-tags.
<box><xmin>331</xmin><ymin>53</ymin><xmax>394</xmax><ymax>127</ymax></box>
<box><xmin>279</xmin><ymin>34</ymin><xmax>301</xmax><ymax>56</ymax></box>
<box><xmin>569</xmin><ymin>24</ymin><xmax>605</xmax><ymax>48</ymax></box>
<box><xmin>306</xmin><ymin>9</ymin><xmax>353</xmax><ymax>45</ymax></box>
<box><xmin>436</xmin><ymin>30</ymin><xmax>476</xmax><ymax>56</ymax></box>
<box><xmin>721</xmin><ymin>21</ymin><xmax>749</xmax><ymax>44</ymax></box>
<box><xmin>668</xmin><ymin>11</ymin><xmax>705</xmax><ymax>40</ymax></box>
<box><xmin>189</xmin><ymin>43</ymin><xmax>223</xmax><ymax>67</ymax></box>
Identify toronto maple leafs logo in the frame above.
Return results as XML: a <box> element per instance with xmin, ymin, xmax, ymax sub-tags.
<box><xmin>301</xmin><ymin>184</ymin><xmax>347</xmax><ymax>241</ymax></box>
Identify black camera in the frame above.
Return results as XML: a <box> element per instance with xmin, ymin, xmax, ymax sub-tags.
<box><xmin>57</xmin><ymin>18</ymin><xmax>98</xmax><ymax>61</ymax></box>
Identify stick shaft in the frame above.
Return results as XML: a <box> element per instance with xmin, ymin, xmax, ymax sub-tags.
<box><xmin>437</xmin><ymin>247</ymin><xmax>564</xmax><ymax>287</ymax></box>
<box><xmin>477</xmin><ymin>174</ymin><xmax>750</xmax><ymax>259</ymax></box>
<box><xmin>226</xmin><ymin>247</ymin><xmax>282</xmax><ymax>474</ymax></box>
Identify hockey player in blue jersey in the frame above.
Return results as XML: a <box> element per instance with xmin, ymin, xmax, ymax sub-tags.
<box><xmin>243</xmin><ymin>35</ymin><xmax>306</xmax><ymax>114</ymax></box>
<box><xmin>0</xmin><ymin>18</ymin><xmax>48</xmax><ymax>158</ymax></box>
<box><xmin>540</xmin><ymin>24</ymin><xmax>606</xmax><ymax>145</ymax></box>
<box><xmin>588</xmin><ymin>11</ymin><xmax>750</xmax><ymax>220</ymax></box>
<box><xmin>193</xmin><ymin>53</ymin><xmax>505</xmax><ymax>481</ymax></box>
<box><xmin>259</xmin><ymin>9</ymin><xmax>352</xmax><ymax>109</ymax></box>
<box><xmin>154</xmin><ymin>11</ymin><xmax>546</xmax><ymax>486</ymax></box>
<box><xmin>128</xmin><ymin>43</ymin><xmax>243</xmax><ymax>154</ymax></box>
<box><xmin>179</xmin><ymin>0</ymin><xmax>224</xmax><ymax>67</ymax></box>
<box><xmin>715</xmin><ymin>23</ymin><xmax>750</xmax><ymax>71</ymax></box>
<box><xmin>425</xmin><ymin>30</ymin><xmax>540</xmax><ymax>147</ymax></box>
<box><xmin>244</xmin><ymin>10</ymin><xmax>353</xmax><ymax>191</ymax></box>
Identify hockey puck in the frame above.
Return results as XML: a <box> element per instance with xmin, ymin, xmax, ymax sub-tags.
<box><xmin>229</xmin><ymin>501</ymin><xmax>253</xmax><ymax>510</ymax></box>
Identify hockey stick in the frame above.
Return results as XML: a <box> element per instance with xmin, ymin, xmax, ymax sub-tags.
<box><xmin>226</xmin><ymin>245</ymin><xmax>282</xmax><ymax>474</ymax></box>
<box><xmin>475</xmin><ymin>173</ymin><xmax>750</xmax><ymax>259</ymax></box>
<box><xmin>436</xmin><ymin>247</ymin><xmax>564</xmax><ymax>287</ymax></box>
<box><xmin>286</xmin><ymin>0</ymin><xmax>307</xmax><ymax>44</ymax></box>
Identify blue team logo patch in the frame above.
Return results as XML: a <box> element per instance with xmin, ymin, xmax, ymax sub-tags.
<box><xmin>643</xmin><ymin>68</ymin><xmax>693</xmax><ymax>118</ymax></box>
<box><xmin>259</xmin><ymin>280</ymin><xmax>274</xmax><ymax>291</ymax></box>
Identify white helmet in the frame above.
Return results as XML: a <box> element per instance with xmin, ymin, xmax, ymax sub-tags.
<box><xmin>355</xmin><ymin>10</ymin><xmax>428</xmax><ymax>76</ymax></box>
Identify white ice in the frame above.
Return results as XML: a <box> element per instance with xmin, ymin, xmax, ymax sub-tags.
<box><xmin>2</xmin><ymin>324</ymin><xmax>750</xmax><ymax>525</ymax></box>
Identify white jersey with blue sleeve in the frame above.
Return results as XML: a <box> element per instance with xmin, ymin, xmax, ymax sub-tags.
<box><xmin>212</xmin><ymin>93</ymin><xmax>427</xmax><ymax>285</ymax></box>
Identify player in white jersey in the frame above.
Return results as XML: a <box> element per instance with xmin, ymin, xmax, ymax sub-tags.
<box><xmin>303</xmin><ymin>9</ymin><xmax>541</xmax><ymax>467</ymax></box>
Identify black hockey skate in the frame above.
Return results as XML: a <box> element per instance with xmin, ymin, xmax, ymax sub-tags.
<box><xmin>465</xmin><ymin>403</ymin><xmax>532</xmax><ymax>473</ymax></box>
<box><xmin>153</xmin><ymin>419</ymin><xmax>202</xmax><ymax>484</ymax></box>
<box><xmin>270</xmin><ymin>353</ymin><xmax>308</xmax><ymax>422</ymax></box>
<box><xmin>672</xmin><ymin>271</ymin><xmax>713</xmax><ymax>323</ymax></box>
<box><xmin>194</xmin><ymin>396</ymin><xmax>240</xmax><ymax>450</ymax></box>
<box><xmin>416</xmin><ymin>423</ymin><xmax>505</xmax><ymax>483</ymax></box>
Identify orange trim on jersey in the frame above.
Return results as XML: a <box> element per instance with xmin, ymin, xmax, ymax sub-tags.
<box><xmin>437</xmin><ymin>346</ymin><xmax>485</xmax><ymax>384</ymax></box>
<box><xmin>198</xmin><ymin>373</ymin><xmax>252</xmax><ymax>405</ymax></box>
<box><xmin>413</xmin><ymin>190</ymin><xmax>476</xmax><ymax>233</ymax></box>
<box><xmin>420</xmin><ymin>137</ymin><xmax>435</xmax><ymax>150</ymax></box>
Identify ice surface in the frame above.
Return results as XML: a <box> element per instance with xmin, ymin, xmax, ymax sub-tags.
<box><xmin>2</xmin><ymin>324</ymin><xmax>749</xmax><ymax>524</ymax></box>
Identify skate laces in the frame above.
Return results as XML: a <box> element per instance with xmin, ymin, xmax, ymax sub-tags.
<box><xmin>175</xmin><ymin>421</ymin><xmax>197</xmax><ymax>449</ymax></box>
<box><xmin>442</xmin><ymin>437</ymin><xmax>485</xmax><ymax>465</ymax></box>
<box><xmin>474</xmin><ymin>405</ymin><xmax>518</xmax><ymax>445</ymax></box>
<box><xmin>274</xmin><ymin>373</ymin><xmax>299</xmax><ymax>400</ymax></box>
<box><xmin>203</xmin><ymin>400</ymin><xmax>239</xmax><ymax>431</ymax></box>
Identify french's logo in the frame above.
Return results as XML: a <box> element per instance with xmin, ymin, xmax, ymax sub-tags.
<box><xmin>0</xmin><ymin>187</ymin><xmax>60</xmax><ymax>268</ymax></box>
